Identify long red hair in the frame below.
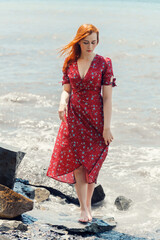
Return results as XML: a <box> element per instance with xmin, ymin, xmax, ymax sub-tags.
<box><xmin>59</xmin><ymin>24</ymin><xmax>99</xmax><ymax>73</ymax></box>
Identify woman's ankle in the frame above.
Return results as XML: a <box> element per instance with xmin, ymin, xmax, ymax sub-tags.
<box><xmin>86</xmin><ymin>202</ymin><xmax>91</xmax><ymax>208</ymax></box>
<box><xmin>80</xmin><ymin>205</ymin><xmax>88</xmax><ymax>211</ymax></box>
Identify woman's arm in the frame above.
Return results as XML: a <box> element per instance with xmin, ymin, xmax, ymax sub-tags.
<box><xmin>102</xmin><ymin>84</ymin><xmax>114</xmax><ymax>145</ymax></box>
<box><xmin>58</xmin><ymin>83</ymin><xmax>71</xmax><ymax>122</ymax></box>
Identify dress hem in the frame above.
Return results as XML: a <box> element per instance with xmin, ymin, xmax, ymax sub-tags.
<box><xmin>46</xmin><ymin>163</ymin><xmax>98</xmax><ymax>185</ymax></box>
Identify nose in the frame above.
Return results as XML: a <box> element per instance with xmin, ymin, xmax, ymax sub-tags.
<box><xmin>87</xmin><ymin>42</ymin><xmax>92</xmax><ymax>49</ymax></box>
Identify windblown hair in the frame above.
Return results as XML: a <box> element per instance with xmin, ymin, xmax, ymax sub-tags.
<box><xmin>59</xmin><ymin>24</ymin><xmax>99</xmax><ymax>73</ymax></box>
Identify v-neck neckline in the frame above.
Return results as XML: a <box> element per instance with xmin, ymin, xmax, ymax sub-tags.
<box><xmin>76</xmin><ymin>54</ymin><xmax>97</xmax><ymax>80</ymax></box>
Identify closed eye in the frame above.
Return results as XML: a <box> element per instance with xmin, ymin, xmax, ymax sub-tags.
<box><xmin>83</xmin><ymin>41</ymin><xmax>97</xmax><ymax>44</ymax></box>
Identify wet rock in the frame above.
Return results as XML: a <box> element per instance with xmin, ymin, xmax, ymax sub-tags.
<box><xmin>34</xmin><ymin>188</ymin><xmax>50</xmax><ymax>203</ymax></box>
<box><xmin>114</xmin><ymin>195</ymin><xmax>132</xmax><ymax>211</ymax></box>
<box><xmin>0</xmin><ymin>219</ymin><xmax>28</xmax><ymax>231</ymax></box>
<box><xmin>62</xmin><ymin>218</ymin><xmax>116</xmax><ymax>235</ymax></box>
<box><xmin>16</xmin><ymin>213</ymin><xmax>37</xmax><ymax>225</ymax></box>
<box><xmin>98</xmin><ymin>230</ymin><xmax>148</xmax><ymax>240</ymax></box>
<box><xmin>0</xmin><ymin>184</ymin><xmax>33</xmax><ymax>219</ymax></box>
<box><xmin>13</xmin><ymin>178</ymin><xmax>35</xmax><ymax>199</ymax></box>
<box><xmin>28</xmin><ymin>208</ymin><xmax>116</xmax><ymax>235</ymax></box>
<box><xmin>91</xmin><ymin>184</ymin><xmax>105</xmax><ymax>205</ymax></box>
<box><xmin>15</xmin><ymin>177</ymin><xmax>105</xmax><ymax>206</ymax></box>
<box><xmin>14</xmin><ymin>179</ymin><xmax>52</xmax><ymax>204</ymax></box>
<box><xmin>0</xmin><ymin>143</ymin><xmax>25</xmax><ymax>189</ymax></box>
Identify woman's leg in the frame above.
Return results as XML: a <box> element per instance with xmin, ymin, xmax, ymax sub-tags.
<box><xmin>86</xmin><ymin>182</ymin><xmax>95</xmax><ymax>221</ymax></box>
<box><xmin>74</xmin><ymin>166</ymin><xmax>90</xmax><ymax>222</ymax></box>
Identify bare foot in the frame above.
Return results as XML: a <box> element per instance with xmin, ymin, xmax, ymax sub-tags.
<box><xmin>79</xmin><ymin>209</ymin><xmax>90</xmax><ymax>223</ymax></box>
<box><xmin>87</xmin><ymin>205</ymin><xmax>92</xmax><ymax>221</ymax></box>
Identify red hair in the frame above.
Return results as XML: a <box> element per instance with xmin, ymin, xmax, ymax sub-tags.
<box><xmin>59</xmin><ymin>24</ymin><xmax>99</xmax><ymax>73</ymax></box>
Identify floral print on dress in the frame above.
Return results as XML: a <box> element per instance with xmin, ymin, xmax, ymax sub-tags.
<box><xmin>47</xmin><ymin>54</ymin><xmax>117</xmax><ymax>184</ymax></box>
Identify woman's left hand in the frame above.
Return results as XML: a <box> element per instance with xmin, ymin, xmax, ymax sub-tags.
<box><xmin>103</xmin><ymin>128</ymin><xmax>114</xmax><ymax>145</ymax></box>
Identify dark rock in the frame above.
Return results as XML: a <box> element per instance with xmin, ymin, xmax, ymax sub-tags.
<box><xmin>15</xmin><ymin>178</ymin><xmax>29</xmax><ymax>185</ymax></box>
<box><xmin>0</xmin><ymin>184</ymin><xmax>33</xmax><ymax>219</ymax></box>
<box><xmin>0</xmin><ymin>143</ymin><xmax>25</xmax><ymax>189</ymax></box>
<box><xmin>13</xmin><ymin>178</ymin><xmax>35</xmax><ymax>199</ymax></box>
<box><xmin>15</xmin><ymin>213</ymin><xmax>37</xmax><ymax>225</ymax></box>
<box><xmin>49</xmin><ymin>217</ymin><xmax>116</xmax><ymax>236</ymax></box>
<box><xmin>91</xmin><ymin>184</ymin><xmax>105</xmax><ymax>205</ymax></box>
<box><xmin>114</xmin><ymin>196</ymin><xmax>132</xmax><ymax>211</ymax></box>
<box><xmin>66</xmin><ymin>218</ymin><xmax>116</xmax><ymax>235</ymax></box>
<box><xmin>21</xmin><ymin>185</ymin><xmax>35</xmax><ymax>199</ymax></box>
<box><xmin>98</xmin><ymin>230</ymin><xmax>148</xmax><ymax>239</ymax></box>
<box><xmin>0</xmin><ymin>219</ymin><xmax>28</xmax><ymax>232</ymax></box>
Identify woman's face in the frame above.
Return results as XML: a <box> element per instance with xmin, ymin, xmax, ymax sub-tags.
<box><xmin>78</xmin><ymin>32</ymin><xmax>98</xmax><ymax>55</ymax></box>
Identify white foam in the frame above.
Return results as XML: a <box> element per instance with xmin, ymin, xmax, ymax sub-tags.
<box><xmin>0</xmin><ymin>92</ymin><xmax>55</xmax><ymax>108</ymax></box>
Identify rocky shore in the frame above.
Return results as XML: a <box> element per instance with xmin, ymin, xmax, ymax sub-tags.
<box><xmin>0</xmin><ymin>144</ymin><xmax>148</xmax><ymax>240</ymax></box>
<box><xmin>0</xmin><ymin>178</ymin><xmax>147</xmax><ymax>240</ymax></box>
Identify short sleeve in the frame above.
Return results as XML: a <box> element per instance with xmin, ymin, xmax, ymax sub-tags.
<box><xmin>62</xmin><ymin>68</ymin><xmax>70</xmax><ymax>86</ymax></box>
<box><xmin>101</xmin><ymin>57</ymin><xmax>117</xmax><ymax>87</ymax></box>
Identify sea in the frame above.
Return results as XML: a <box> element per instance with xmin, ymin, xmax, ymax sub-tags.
<box><xmin>0</xmin><ymin>0</ymin><xmax>160</xmax><ymax>239</ymax></box>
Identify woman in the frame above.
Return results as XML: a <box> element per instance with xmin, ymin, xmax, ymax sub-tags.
<box><xmin>47</xmin><ymin>23</ymin><xmax>117</xmax><ymax>223</ymax></box>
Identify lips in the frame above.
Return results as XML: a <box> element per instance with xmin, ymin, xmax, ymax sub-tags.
<box><xmin>87</xmin><ymin>50</ymin><xmax>92</xmax><ymax>52</ymax></box>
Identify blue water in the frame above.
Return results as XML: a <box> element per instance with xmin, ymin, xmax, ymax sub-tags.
<box><xmin>0</xmin><ymin>0</ymin><xmax>160</xmax><ymax>239</ymax></box>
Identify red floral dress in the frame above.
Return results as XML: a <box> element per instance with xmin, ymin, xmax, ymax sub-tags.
<box><xmin>47</xmin><ymin>54</ymin><xmax>117</xmax><ymax>184</ymax></box>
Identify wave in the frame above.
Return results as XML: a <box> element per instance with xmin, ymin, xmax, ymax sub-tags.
<box><xmin>0</xmin><ymin>92</ymin><xmax>56</xmax><ymax>108</ymax></box>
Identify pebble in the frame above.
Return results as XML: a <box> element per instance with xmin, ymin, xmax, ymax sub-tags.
<box><xmin>0</xmin><ymin>222</ymin><xmax>95</xmax><ymax>240</ymax></box>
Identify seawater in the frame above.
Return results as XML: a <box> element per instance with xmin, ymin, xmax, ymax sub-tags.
<box><xmin>0</xmin><ymin>0</ymin><xmax>160</xmax><ymax>239</ymax></box>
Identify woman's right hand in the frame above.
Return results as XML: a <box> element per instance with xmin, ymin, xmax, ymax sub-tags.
<box><xmin>103</xmin><ymin>128</ymin><xmax>113</xmax><ymax>146</ymax></box>
<box><xmin>58</xmin><ymin>104</ymin><xmax>68</xmax><ymax>122</ymax></box>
